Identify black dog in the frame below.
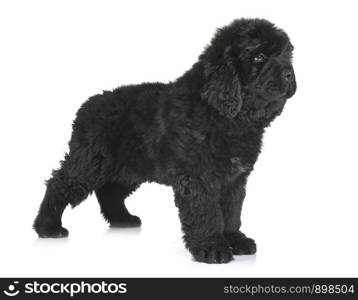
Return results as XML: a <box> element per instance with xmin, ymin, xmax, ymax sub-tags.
<box><xmin>34</xmin><ymin>18</ymin><xmax>296</xmax><ymax>263</ymax></box>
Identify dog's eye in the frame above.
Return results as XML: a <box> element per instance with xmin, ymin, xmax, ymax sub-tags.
<box><xmin>253</xmin><ymin>53</ymin><xmax>266</xmax><ymax>63</ymax></box>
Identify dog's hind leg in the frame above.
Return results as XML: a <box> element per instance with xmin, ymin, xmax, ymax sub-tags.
<box><xmin>95</xmin><ymin>182</ymin><xmax>141</xmax><ymax>227</ymax></box>
<box><xmin>33</xmin><ymin>170</ymin><xmax>90</xmax><ymax>238</ymax></box>
<box><xmin>33</xmin><ymin>152</ymin><xmax>105</xmax><ymax>238</ymax></box>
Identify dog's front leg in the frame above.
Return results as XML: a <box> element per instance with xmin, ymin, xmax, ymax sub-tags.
<box><xmin>173</xmin><ymin>175</ymin><xmax>233</xmax><ymax>264</ymax></box>
<box><xmin>221</xmin><ymin>182</ymin><xmax>257</xmax><ymax>255</ymax></box>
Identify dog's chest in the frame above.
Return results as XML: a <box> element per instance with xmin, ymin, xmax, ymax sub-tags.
<box><xmin>227</xmin><ymin>156</ymin><xmax>251</xmax><ymax>181</ymax></box>
<box><xmin>202</xmin><ymin>122</ymin><xmax>263</xmax><ymax>181</ymax></box>
<box><xmin>208</xmin><ymin>124</ymin><xmax>262</xmax><ymax>162</ymax></box>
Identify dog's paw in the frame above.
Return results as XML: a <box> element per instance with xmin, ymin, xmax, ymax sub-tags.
<box><xmin>226</xmin><ymin>231</ymin><xmax>256</xmax><ymax>255</ymax></box>
<box><xmin>34</xmin><ymin>215</ymin><xmax>69</xmax><ymax>238</ymax></box>
<box><xmin>37</xmin><ymin>227</ymin><xmax>69</xmax><ymax>238</ymax></box>
<box><xmin>110</xmin><ymin>215</ymin><xmax>141</xmax><ymax>228</ymax></box>
<box><xmin>192</xmin><ymin>245</ymin><xmax>233</xmax><ymax>264</ymax></box>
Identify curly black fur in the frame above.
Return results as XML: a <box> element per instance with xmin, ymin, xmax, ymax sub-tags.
<box><xmin>34</xmin><ymin>18</ymin><xmax>296</xmax><ymax>263</ymax></box>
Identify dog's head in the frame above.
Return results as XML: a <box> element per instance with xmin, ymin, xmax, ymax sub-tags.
<box><xmin>200</xmin><ymin>19</ymin><xmax>296</xmax><ymax>122</ymax></box>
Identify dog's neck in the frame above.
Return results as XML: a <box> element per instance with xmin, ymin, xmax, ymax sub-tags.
<box><xmin>174</xmin><ymin>61</ymin><xmax>206</xmax><ymax>93</ymax></box>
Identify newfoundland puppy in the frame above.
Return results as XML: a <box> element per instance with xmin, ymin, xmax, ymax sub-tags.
<box><xmin>34</xmin><ymin>18</ymin><xmax>296</xmax><ymax>263</ymax></box>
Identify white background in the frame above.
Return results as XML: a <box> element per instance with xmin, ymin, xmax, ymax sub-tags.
<box><xmin>0</xmin><ymin>0</ymin><xmax>357</xmax><ymax>277</ymax></box>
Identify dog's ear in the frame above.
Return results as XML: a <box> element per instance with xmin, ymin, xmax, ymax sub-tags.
<box><xmin>201</xmin><ymin>46</ymin><xmax>243</xmax><ymax>119</ymax></box>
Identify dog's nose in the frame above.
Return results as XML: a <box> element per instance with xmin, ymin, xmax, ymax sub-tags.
<box><xmin>283</xmin><ymin>69</ymin><xmax>293</xmax><ymax>81</ymax></box>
